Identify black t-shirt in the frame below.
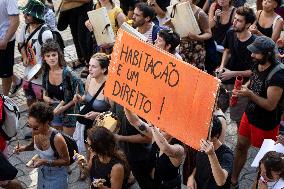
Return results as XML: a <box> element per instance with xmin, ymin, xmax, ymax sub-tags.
<box><xmin>111</xmin><ymin>103</ymin><xmax>151</xmax><ymax>162</ymax></box>
<box><xmin>195</xmin><ymin>144</ymin><xmax>233</xmax><ymax>189</ymax></box>
<box><xmin>245</xmin><ymin>63</ymin><xmax>284</xmax><ymax>130</ymax></box>
<box><xmin>156</xmin><ymin>0</ymin><xmax>170</xmax><ymax>11</ymax></box>
<box><xmin>119</xmin><ymin>0</ymin><xmax>139</xmax><ymax>15</ymax></box>
<box><xmin>222</xmin><ymin>29</ymin><xmax>255</xmax><ymax>84</ymax></box>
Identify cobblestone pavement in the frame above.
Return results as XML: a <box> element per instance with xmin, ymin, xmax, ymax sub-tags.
<box><xmin>0</xmin><ymin>0</ymin><xmax>259</xmax><ymax>188</ymax></box>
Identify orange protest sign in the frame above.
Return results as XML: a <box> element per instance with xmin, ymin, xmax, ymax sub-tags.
<box><xmin>104</xmin><ymin>29</ymin><xmax>220</xmax><ymax>149</ymax></box>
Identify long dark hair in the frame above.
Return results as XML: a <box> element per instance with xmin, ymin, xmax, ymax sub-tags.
<box><xmin>260</xmin><ymin>151</ymin><xmax>284</xmax><ymax>180</ymax></box>
<box><xmin>87</xmin><ymin>127</ymin><xmax>130</xmax><ymax>177</ymax></box>
<box><xmin>41</xmin><ymin>39</ymin><xmax>66</xmax><ymax>71</ymax></box>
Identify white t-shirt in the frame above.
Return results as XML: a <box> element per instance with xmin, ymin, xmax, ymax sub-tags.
<box><xmin>18</xmin><ymin>24</ymin><xmax>53</xmax><ymax>85</ymax></box>
<box><xmin>137</xmin><ymin>22</ymin><xmax>155</xmax><ymax>44</ymax></box>
<box><xmin>0</xmin><ymin>0</ymin><xmax>19</xmax><ymax>41</ymax></box>
<box><xmin>260</xmin><ymin>176</ymin><xmax>284</xmax><ymax>189</ymax></box>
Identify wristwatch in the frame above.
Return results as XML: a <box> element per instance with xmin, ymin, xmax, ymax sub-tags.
<box><xmin>47</xmin><ymin>159</ymin><xmax>53</xmax><ymax>167</ymax></box>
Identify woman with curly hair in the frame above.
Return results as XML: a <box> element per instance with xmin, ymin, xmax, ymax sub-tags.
<box><xmin>14</xmin><ymin>102</ymin><xmax>70</xmax><ymax>189</ymax></box>
<box><xmin>41</xmin><ymin>39</ymin><xmax>84</xmax><ymax>137</ymax></box>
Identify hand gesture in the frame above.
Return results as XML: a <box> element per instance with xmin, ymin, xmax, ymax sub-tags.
<box><xmin>200</xmin><ymin>139</ymin><xmax>214</xmax><ymax>155</ymax></box>
<box><xmin>13</xmin><ymin>145</ymin><xmax>26</xmax><ymax>154</ymax></box>
<box><xmin>43</xmin><ymin>96</ymin><xmax>55</xmax><ymax>105</ymax></box>
<box><xmin>257</xmin><ymin>178</ymin><xmax>268</xmax><ymax>189</ymax></box>
<box><xmin>73</xmin><ymin>94</ymin><xmax>83</xmax><ymax>104</ymax></box>
<box><xmin>0</xmin><ymin>39</ymin><xmax>8</xmax><ymax>50</ymax></box>
<box><xmin>249</xmin><ymin>25</ymin><xmax>260</xmax><ymax>35</ymax></box>
<box><xmin>187</xmin><ymin>175</ymin><xmax>197</xmax><ymax>189</ymax></box>
<box><xmin>85</xmin><ymin>20</ymin><xmax>93</xmax><ymax>32</ymax></box>
<box><xmin>235</xmin><ymin>85</ymin><xmax>253</xmax><ymax>97</ymax></box>
<box><xmin>188</xmin><ymin>32</ymin><xmax>199</xmax><ymax>40</ymax></box>
<box><xmin>275</xmin><ymin>135</ymin><xmax>284</xmax><ymax>145</ymax></box>
<box><xmin>84</xmin><ymin>111</ymin><xmax>99</xmax><ymax>120</ymax></box>
<box><xmin>92</xmin><ymin>179</ymin><xmax>106</xmax><ymax>188</ymax></box>
<box><xmin>32</xmin><ymin>159</ymin><xmax>47</xmax><ymax>168</ymax></box>
<box><xmin>219</xmin><ymin>68</ymin><xmax>234</xmax><ymax>81</ymax></box>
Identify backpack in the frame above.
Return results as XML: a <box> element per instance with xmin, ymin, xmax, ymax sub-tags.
<box><xmin>152</xmin><ymin>24</ymin><xmax>161</xmax><ymax>44</ymax></box>
<box><xmin>50</xmin><ymin>130</ymin><xmax>78</xmax><ymax>165</ymax></box>
<box><xmin>38</xmin><ymin>26</ymin><xmax>65</xmax><ymax>51</ymax></box>
<box><xmin>265</xmin><ymin>63</ymin><xmax>284</xmax><ymax>111</ymax></box>
<box><xmin>0</xmin><ymin>95</ymin><xmax>20</xmax><ymax>141</ymax></box>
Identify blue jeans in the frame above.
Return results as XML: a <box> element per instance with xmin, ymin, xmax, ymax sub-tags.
<box><xmin>37</xmin><ymin>166</ymin><xmax>68</xmax><ymax>189</ymax></box>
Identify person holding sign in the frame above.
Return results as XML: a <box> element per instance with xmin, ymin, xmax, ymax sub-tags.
<box><xmin>125</xmin><ymin>108</ymin><xmax>185</xmax><ymax>189</ymax></box>
<box><xmin>85</xmin><ymin>0</ymin><xmax>126</xmax><ymax>54</ymax></box>
<box><xmin>178</xmin><ymin>0</ymin><xmax>212</xmax><ymax>71</ymax></box>
<box><xmin>187</xmin><ymin>116</ymin><xmax>233</xmax><ymax>189</ymax></box>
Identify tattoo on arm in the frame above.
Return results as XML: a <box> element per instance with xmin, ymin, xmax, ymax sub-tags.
<box><xmin>138</xmin><ymin>123</ymin><xmax>147</xmax><ymax>131</ymax></box>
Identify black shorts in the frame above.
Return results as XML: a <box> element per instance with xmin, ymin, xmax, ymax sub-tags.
<box><xmin>0</xmin><ymin>40</ymin><xmax>15</xmax><ymax>78</ymax></box>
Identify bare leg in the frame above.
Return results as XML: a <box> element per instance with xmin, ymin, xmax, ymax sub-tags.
<box><xmin>231</xmin><ymin>135</ymin><xmax>251</xmax><ymax>184</ymax></box>
<box><xmin>2</xmin><ymin>77</ymin><xmax>13</xmax><ymax>96</ymax></box>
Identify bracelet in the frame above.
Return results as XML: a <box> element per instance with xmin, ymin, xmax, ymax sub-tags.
<box><xmin>47</xmin><ymin>159</ymin><xmax>53</xmax><ymax>167</ymax></box>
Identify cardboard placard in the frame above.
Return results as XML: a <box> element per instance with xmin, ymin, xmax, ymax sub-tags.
<box><xmin>104</xmin><ymin>29</ymin><xmax>219</xmax><ymax>149</ymax></box>
<box><xmin>166</xmin><ymin>2</ymin><xmax>201</xmax><ymax>37</ymax></box>
<box><xmin>87</xmin><ymin>7</ymin><xmax>116</xmax><ymax>46</ymax></box>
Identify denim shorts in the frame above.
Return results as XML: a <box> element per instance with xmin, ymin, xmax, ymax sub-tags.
<box><xmin>37</xmin><ymin>166</ymin><xmax>68</xmax><ymax>189</ymax></box>
<box><xmin>51</xmin><ymin>102</ymin><xmax>77</xmax><ymax>128</ymax></box>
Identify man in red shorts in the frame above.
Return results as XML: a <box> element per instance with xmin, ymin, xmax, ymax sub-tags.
<box><xmin>230</xmin><ymin>36</ymin><xmax>284</xmax><ymax>188</ymax></box>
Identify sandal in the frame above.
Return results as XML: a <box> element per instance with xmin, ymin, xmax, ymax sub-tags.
<box><xmin>79</xmin><ymin>169</ymin><xmax>88</xmax><ymax>181</ymax></box>
<box><xmin>69</xmin><ymin>60</ymin><xmax>85</xmax><ymax>70</ymax></box>
<box><xmin>80</xmin><ymin>67</ymin><xmax>89</xmax><ymax>78</ymax></box>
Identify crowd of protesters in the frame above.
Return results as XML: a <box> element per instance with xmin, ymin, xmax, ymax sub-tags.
<box><xmin>2</xmin><ymin>0</ymin><xmax>284</xmax><ymax>188</ymax></box>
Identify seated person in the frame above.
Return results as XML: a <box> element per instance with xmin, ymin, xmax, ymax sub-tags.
<box><xmin>187</xmin><ymin>116</ymin><xmax>233</xmax><ymax>189</ymax></box>
<box><xmin>252</xmin><ymin>151</ymin><xmax>284</xmax><ymax>189</ymax></box>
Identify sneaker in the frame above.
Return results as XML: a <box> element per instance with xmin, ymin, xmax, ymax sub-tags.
<box><xmin>10</xmin><ymin>79</ymin><xmax>23</xmax><ymax>96</ymax></box>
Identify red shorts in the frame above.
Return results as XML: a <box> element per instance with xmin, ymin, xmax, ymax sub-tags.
<box><xmin>239</xmin><ymin>113</ymin><xmax>279</xmax><ymax>148</ymax></box>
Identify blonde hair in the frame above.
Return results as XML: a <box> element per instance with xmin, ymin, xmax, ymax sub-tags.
<box><xmin>91</xmin><ymin>53</ymin><xmax>110</xmax><ymax>75</ymax></box>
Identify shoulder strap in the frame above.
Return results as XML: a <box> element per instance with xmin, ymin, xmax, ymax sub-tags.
<box><xmin>229</xmin><ymin>8</ymin><xmax>236</xmax><ymax>23</ymax></box>
<box><xmin>257</xmin><ymin>10</ymin><xmax>262</xmax><ymax>22</ymax></box>
<box><xmin>38</xmin><ymin>25</ymin><xmax>50</xmax><ymax>45</ymax></box>
<box><xmin>19</xmin><ymin>24</ymin><xmax>43</xmax><ymax>51</ymax></box>
<box><xmin>265</xmin><ymin>63</ymin><xmax>284</xmax><ymax>87</ymax></box>
<box><xmin>151</xmin><ymin>25</ymin><xmax>160</xmax><ymax>44</ymax></box>
<box><xmin>50</xmin><ymin>130</ymin><xmax>60</xmax><ymax>158</ymax></box>
<box><xmin>273</xmin><ymin>15</ymin><xmax>281</xmax><ymax>31</ymax></box>
<box><xmin>88</xmin><ymin>82</ymin><xmax>106</xmax><ymax>106</ymax></box>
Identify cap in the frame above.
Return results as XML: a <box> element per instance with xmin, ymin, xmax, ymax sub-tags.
<box><xmin>247</xmin><ymin>36</ymin><xmax>275</xmax><ymax>54</ymax></box>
